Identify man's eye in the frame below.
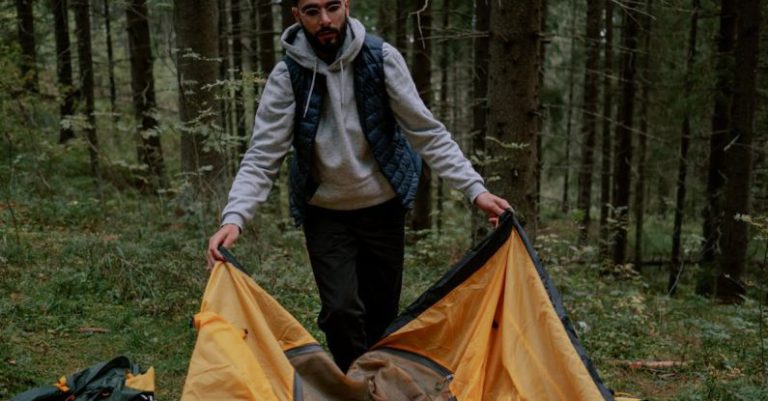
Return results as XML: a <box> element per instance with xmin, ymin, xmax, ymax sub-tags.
<box><xmin>305</xmin><ymin>9</ymin><xmax>320</xmax><ymax>16</ymax></box>
<box><xmin>327</xmin><ymin>5</ymin><xmax>341</xmax><ymax>12</ymax></box>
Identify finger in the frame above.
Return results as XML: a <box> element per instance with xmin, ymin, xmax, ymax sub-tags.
<box><xmin>222</xmin><ymin>233</ymin><xmax>238</xmax><ymax>249</ymax></box>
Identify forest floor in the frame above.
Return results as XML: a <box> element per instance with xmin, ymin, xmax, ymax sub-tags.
<box><xmin>1</xmin><ymin>139</ymin><xmax>767</xmax><ymax>401</ymax></box>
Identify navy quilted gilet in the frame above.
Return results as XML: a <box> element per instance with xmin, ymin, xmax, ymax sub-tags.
<box><xmin>284</xmin><ymin>34</ymin><xmax>421</xmax><ymax>226</ymax></box>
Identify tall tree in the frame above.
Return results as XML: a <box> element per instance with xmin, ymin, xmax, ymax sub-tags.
<box><xmin>175</xmin><ymin>0</ymin><xmax>225</xmax><ymax>186</ymax></box>
<box><xmin>669</xmin><ymin>0</ymin><xmax>699</xmax><ymax>293</ymax></box>
<box><xmin>411</xmin><ymin>0</ymin><xmax>432</xmax><ymax>232</ymax></box>
<box><xmin>633</xmin><ymin>0</ymin><xmax>653</xmax><ymax>270</ymax></box>
<box><xmin>716</xmin><ymin>0</ymin><xmax>761</xmax><ymax>303</ymax></box>
<box><xmin>103</xmin><ymin>0</ymin><xmax>117</xmax><ymax>125</ymax></box>
<box><xmin>701</xmin><ymin>0</ymin><xmax>737</xmax><ymax>269</ymax></box>
<box><xmin>486</xmin><ymin>0</ymin><xmax>541</xmax><ymax>229</ymax></box>
<box><xmin>72</xmin><ymin>0</ymin><xmax>100</xmax><ymax>184</ymax></box>
<box><xmin>471</xmin><ymin>0</ymin><xmax>491</xmax><ymax>239</ymax></box>
<box><xmin>436</xmin><ymin>0</ymin><xmax>451</xmax><ymax>233</ymax></box>
<box><xmin>377</xmin><ymin>0</ymin><xmax>394</xmax><ymax>42</ymax></box>
<box><xmin>576</xmin><ymin>0</ymin><xmax>602</xmax><ymax>244</ymax></box>
<box><xmin>219</xmin><ymin>0</ymin><xmax>232</xmax><ymax>144</ymax></box>
<box><xmin>15</xmin><ymin>0</ymin><xmax>38</xmax><ymax>93</ymax></box>
<box><xmin>599</xmin><ymin>0</ymin><xmax>615</xmax><ymax>257</ymax></box>
<box><xmin>52</xmin><ymin>0</ymin><xmax>75</xmax><ymax>144</ymax></box>
<box><xmin>281</xmin><ymin>0</ymin><xmax>293</xmax><ymax>30</ymax></box>
<box><xmin>395</xmin><ymin>0</ymin><xmax>408</xmax><ymax>56</ymax></box>
<box><xmin>611</xmin><ymin>0</ymin><xmax>641</xmax><ymax>266</ymax></box>
<box><xmin>231</xmin><ymin>0</ymin><xmax>247</xmax><ymax>154</ymax></box>
<box><xmin>127</xmin><ymin>0</ymin><xmax>166</xmax><ymax>190</ymax></box>
<box><xmin>257</xmin><ymin>0</ymin><xmax>275</xmax><ymax>73</ymax></box>
<box><xmin>562</xmin><ymin>0</ymin><xmax>577</xmax><ymax>214</ymax></box>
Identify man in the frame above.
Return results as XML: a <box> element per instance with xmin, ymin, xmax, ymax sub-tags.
<box><xmin>207</xmin><ymin>0</ymin><xmax>511</xmax><ymax>372</ymax></box>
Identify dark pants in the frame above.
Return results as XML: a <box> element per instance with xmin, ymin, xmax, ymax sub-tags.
<box><xmin>303</xmin><ymin>198</ymin><xmax>406</xmax><ymax>372</ymax></box>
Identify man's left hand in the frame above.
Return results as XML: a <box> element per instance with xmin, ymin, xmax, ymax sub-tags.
<box><xmin>474</xmin><ymin>192</ymin><xmax>512</xmax><ymax>226</ymax></box>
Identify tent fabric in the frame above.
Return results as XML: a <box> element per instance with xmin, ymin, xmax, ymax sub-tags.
<box><xmin>11</xmin><ymin>356</ymin><xmax>155</xmax><ymax>401</ymax></box>
<box><xmin>181</xmin><ymin>213</ymin><xmax>640</xmax><ymax>400</ymax></box>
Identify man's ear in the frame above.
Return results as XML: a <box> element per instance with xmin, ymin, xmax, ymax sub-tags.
<box><xmin>345</xmin><ymin>0</ymin><xmax>350</xmax><ymax>16</ymax></box>
<box><xmin>292</xmin><ymin>6</ymin><xmax>300</xmax><ymax>23</ymax></box>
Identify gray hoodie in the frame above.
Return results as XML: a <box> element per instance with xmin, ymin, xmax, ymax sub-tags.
<box><xmin>221</xmin><ymin>18</ymin><xmax>487</xmax><ymax>229</ymax></box>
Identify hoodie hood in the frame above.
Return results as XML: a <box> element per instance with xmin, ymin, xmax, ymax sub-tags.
<box><xmin>281</xmin><ymin>17</ymin><xmax>367</xmax><ymax>73</ymax></box>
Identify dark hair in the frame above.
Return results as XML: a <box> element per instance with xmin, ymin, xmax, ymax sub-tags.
<box><xmin>292</xmin><ymin>0</ymin><xmax>299</xmax><ymax>5</ymax></box>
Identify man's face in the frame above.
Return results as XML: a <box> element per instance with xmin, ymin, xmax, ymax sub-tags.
<box><xmin>293</xmin><ymin>0</ymin><xmax>350</xmax><ymax>54</ymax></box>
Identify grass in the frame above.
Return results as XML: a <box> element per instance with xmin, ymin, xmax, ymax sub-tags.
<box><xmin>1</xmin><ymin>118</ymin><xmax>767</xmax><ymax>400</ymax></box>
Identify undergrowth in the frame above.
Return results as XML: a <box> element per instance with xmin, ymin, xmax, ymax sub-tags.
<box><xmin>1</xmin><ymin>104</ymin><xmax>767</xmax><ymax>400</ymax></box>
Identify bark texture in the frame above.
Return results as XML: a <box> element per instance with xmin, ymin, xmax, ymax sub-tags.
<box><xmin>599</xmin><ymin>0</ymin><xmax>615</xmax><ymax>258</ymax></box>
<box><xmin>611</xmin><ymin>0</ymin><xmax>641</xmax><ymax>266</ymax></box>
<box><xmin>16</xmin><ymin>0</ymin><xmax>38</xmax><ymax>92</ymax></box>
<box><xmin>52</xmin><ymin>0</ymin><xmax>76</xmax><ymax>144</ymax></box>
<box><xmin>411</xmin><ymin>0</ymin><xmax>433</xmax><ymax>232</ymax></box>
<box><xmin>486</xmin><ymin>1</ymin><xmax>542</xmax><ymax>231</ymax></box>
<box><xmin>175</xmin><ymin>0</ymin><xmax>225</xmax><ymax>185</ymax></box>
<box><xmin>669</xmin><ymin>0</ymin><xmax>699</xmax><ymax>293</ymax></box>
<box><xmin>716</xmin><ymin>0</ymin><xmax>761</xmax><ymax>303</ymax></box>
<box><xmin>127</xmin><ymin>0</ymin><xmax>166</xmax><ymax>190</ymax></box>
<box><xmin>73</xmin><ymin>0</ymin><xmax>100</xmax><ymax>183</ymax></box>
<box><xmin>701</xmin><ymin>0</ymin><xmax>737</xmax><ymax>269</ymax></box>
<box><xmin>576</xmin><ymin>0</ymin><xmax>602</xmax><ymax>244</ymax></box>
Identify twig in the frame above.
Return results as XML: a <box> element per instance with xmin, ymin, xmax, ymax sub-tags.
<box><xmin>410</xmin><ymin>0</ymin><xmax>431</xmax><ymax>49</ymax></box>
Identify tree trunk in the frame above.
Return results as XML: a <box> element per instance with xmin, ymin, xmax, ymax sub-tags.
<box><xmin>436</xmin><ymin>0</ymin><xmax>451</xmax><ymax>234</ymax></box>
<box><xmin>486</xmin><ymin>0</ymin><xmax>541</xmax><ymax>231</ymax></box>
<box><xmin>562</xmin><ymin>0</ymin><xmax>577</xmax><ymax>214</ymax></box>
<box><xmin>15</xmin><ymin>0</ymin><xmax>38</xmax><ymax>93</ymax></box>
<box><xmin>633</xmin><ymin>0</ymin><xmax>654</xmax><ymax>270</ymax></box>
<box><xmin>219</xmin><ymin>0</ymin><xmax>231</xmax><ymax>151</ymax></box>
<box><xmin>471</xmin><ymin>0</ymin><xmax>491</xmax><ymax>240</ymax></box>
<box><xmin>72</xmin><ymin>0</ymin><xmax>100</xmax><ymax>185</ymax></box>
<box><xmin>599</xmin><ymin>0</ymin><xmax>615</xmax><ymax>258</ymax></box>
<box><xmin>127</xmin><ymin>0</ymin><xmax>166</xmax><ymax>191</ymax></box>
<box><xmin>701</xmin><ymin>0</ymin><xmax>737</xmax><ymax>270</ymax></box>
<box><xmin>52</xmin><ymin>0</ymin><xmax>75</xmax><ymax>144</ymax></box>
<box><xmin>103</xmin><ymin>0</ymin><xmax>117</xmax><ymax>126</ymax></box>
<box><xmin>395</xmin><ymin>0</ymin><xmax>408</xmax><ymax>56</ymax></box>
<box><xmin>536</xmin><ymin>0</ymin><xmax>549</xmax><ymax>225</ymax></box>
<box><xmin>378</xmin><ymin>0</ymin><xmax>393</xmax><ymax>42</ymax></box>
<box><xmin>231</xmin><ymin>0</ymin><xmax>247</xmax><ymax>155</ymax></box>
<box><xmin>669</xmin><ymin>0</ymin><xmax>699</xmax><ymax>294</ymax></box>
<box><xmin>257</xmin><ymin>0</ymin><xmax>275</xmax><ymax>73</ymax></box>
<box><xmin>716</xmin><ymin>0</ymin><xmax>761</xmax><ymax>304</ymax></box>
<box><xmin>576</xmin><ymin>0</ymin><xmax>602</xmax><ymax>244</ymax></box>
<box><xmin>411</xmin><ymin>0</ymin><xmax>432</xmax><ymax>232</ymax></box>
<box><xmin>611</xmin><ymin>0</ymin><xmax>641</xmax><ymax>266</ymax></box>
<box><xmin>281</xmin><ymin>0</ymin><xmax>293</xmax><ymax>30</ymax></box>
<box><xmin>175</xmin><ymin>0</ymin><xmax>225</xmax><ymax>186</ymax></box>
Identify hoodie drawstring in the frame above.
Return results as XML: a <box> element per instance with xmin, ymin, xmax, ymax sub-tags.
<box><xmin>303</xmin><ymin>59</ymin><xmax>318</xmax><ymax>118</ymax></box>
<box><xmin>340</xmin><ymin>60</ymin><xmax>344</xmax><ymax>107</ymax></box>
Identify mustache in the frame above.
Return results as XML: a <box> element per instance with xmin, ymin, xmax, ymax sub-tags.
<box><xmin>317</xmin><ymin>27</ymin><xmax>340</xmax><ymax>36</ymax></box>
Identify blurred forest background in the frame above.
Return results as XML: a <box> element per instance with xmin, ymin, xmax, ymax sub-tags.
<box><xmin>1</xmin><ymin>0</ymin><xmax>767</xmax><ymax>399</ymax></box>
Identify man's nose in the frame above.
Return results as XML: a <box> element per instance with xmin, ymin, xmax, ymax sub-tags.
<box><xmin>319</xmin><ymin>9</ymin><xmax>332</xmax><ymax>25</ymax></box>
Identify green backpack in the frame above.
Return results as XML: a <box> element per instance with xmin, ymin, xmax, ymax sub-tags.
<box><xmin>10</xmin><ymin>356</ymin><xmax>154</xmax><ymax>401</ymax></box>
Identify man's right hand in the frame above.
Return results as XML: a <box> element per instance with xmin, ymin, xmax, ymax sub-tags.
<box><xmin>207</xmin><ymin>224</ymin><xmax>241</xmax><ymax>269</ymax></box>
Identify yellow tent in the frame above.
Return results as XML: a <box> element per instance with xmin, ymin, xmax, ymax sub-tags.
<box><xmin>181</xmin><ymin>214</ymin><xmax>639</xmax><ymax>401</ymax></box>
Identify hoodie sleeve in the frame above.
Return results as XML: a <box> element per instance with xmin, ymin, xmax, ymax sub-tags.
<box><xmin>382</xmin><ymin>43</ymin><xmax>488</xmax><ymax>203</ymax></box>
<box><xmin>221</xmin><ymin>62</ymin><xmax>295</xmax><ymax>229</ymax></box>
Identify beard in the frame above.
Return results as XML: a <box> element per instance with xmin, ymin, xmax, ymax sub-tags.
<box><xmin>303</xmin><ymin>18</ymin><xmax>348</xmax><ymax>56</ymax></box>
